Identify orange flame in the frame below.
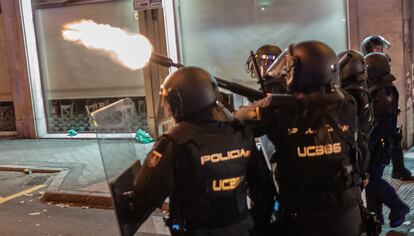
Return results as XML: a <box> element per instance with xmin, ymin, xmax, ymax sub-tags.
<box><xmin>62</xmin><ymin>19</ymin><xmax>153</xmax><ymax>70</ymax></box>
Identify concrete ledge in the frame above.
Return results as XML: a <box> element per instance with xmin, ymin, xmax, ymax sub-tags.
<box><xmin>42</xmin><ymin>190</ymin><xmax>112</xmax><ymax>209</ymax></box>
<box><xmin>0</xmin><ymin>165</ymin><xmax>63</xmax><ymax>173</ymax></box>
<box><xmin>40</xmin><ymin>167</ymin><xmax>113</xmax><ymax>208</ymax></box>
<box><xmin>0</xmin><ymin>164</ymin><xmax>170</xmax><ymax>210</ymax></box>
<box><xmin>0</xmin><ymin>164</ymin><xmax>113</xmax><ymax>208</ymax></box>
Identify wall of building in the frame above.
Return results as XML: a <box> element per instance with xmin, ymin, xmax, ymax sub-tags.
<box><xmin>348</xmin><ymin>0</ymin><xmax>413</xmax><ymax>147</ymax></box>
<box><xmin>0</xmin><ymin>13</ymin><xmax>12</xmax><ymax>102</ymax></box>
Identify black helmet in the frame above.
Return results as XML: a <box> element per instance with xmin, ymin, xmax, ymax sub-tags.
<box><xmin>246</xmin><ymin>44</ymin><xmax>282</xmax><ymax>78</ymax></box>
<box><xmin>160</xmin><ymin>67</ymin><xmax>218</xmax><ymax>121</ymax></box>
<box><xmin>337</xmin><ymin>50</ymin><xmax>366</xmax><ymax>82</ymax></box>
<box><xmin>267</xmin><ymin>40</ymin><xmax>340</xmax><ymax>94</ymax></box>
<box><xmin>360</xmin><ymin>35</ymin><xmax>391</xmax><ymax>55</ymax></box>
<box><xmin>364</xmin><ymin>52</ymin><xmax>391</xmax><ymax>79</ymax></box>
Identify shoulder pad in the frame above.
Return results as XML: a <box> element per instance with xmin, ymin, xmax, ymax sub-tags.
<box><xmin>150</xmin><ymin>136</ymin><xmax>172</xmax><ymax>158</ymax></box>
<box><xmin>164</xmin><ymin>121</ymin><xmax>200</xmax><ymax>145</ymax></box>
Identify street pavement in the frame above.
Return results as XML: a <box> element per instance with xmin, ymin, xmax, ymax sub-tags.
<box><xmin>0</xmin><ymin>139</ymin><xmax>414</xmax><ymax>235</ymax></box>
<box><xmin>0</xmin><ymin>170</ymin><xmax>169</xmax><ymax>235</ymax></box>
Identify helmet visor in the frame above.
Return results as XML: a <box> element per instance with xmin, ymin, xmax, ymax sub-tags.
<box><xmin>266</xmin><ymin>50</ymin><xmax>290</xmax><ymax>83</ymax></box>
<box><xmin>156</xmin><ymin>87</ymin><xmax>175</xmax><ymax>130</ymax></box>
<box><xmin>246</xmin><ymin>54</ymin><xmax>277</xmax><ymax>79</ymax></box>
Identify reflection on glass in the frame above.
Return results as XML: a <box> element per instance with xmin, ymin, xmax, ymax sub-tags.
<box><xmin>33</xmin><ymin>0</ymin><xmax>148</xmax><ymax>133</ymax></box>
<box><xmin>177</xmin><ymin>0</ymin><xmax>347</xmax><ymax>89</ymax></box>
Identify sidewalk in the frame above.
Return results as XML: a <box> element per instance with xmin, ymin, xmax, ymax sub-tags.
<box><xmin>0</xmin><ymin>139</ymin><xmax>414</xmax><ymax>234</ymax></box>
<box><xmin>0</xmin><ymin>139</ymin><xmax>152</xmax><ymax>207</ymax></box>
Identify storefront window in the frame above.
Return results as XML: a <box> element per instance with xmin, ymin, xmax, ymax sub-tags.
<box><xmin>0</xmin><ymin>12</ymin><xmax>16</xmax><ymax>133</ymax></box>
<box><xmin>33</xmin><ymin>0</ymin><xmax>148</xmax><ymax>133</ymax></box>
<box><xmin>175</xmin><ymin>0</ymin><xmax>347</xmax><ymax>90</ymax></box>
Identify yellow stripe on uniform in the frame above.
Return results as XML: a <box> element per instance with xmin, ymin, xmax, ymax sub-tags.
<box><xmin>0</xmin><ymin>185</ymin><xmax>46</xmax><ymax>204</ymax></box>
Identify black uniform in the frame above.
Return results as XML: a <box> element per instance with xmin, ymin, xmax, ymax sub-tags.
<box><xmin>364</xmin><ymin>52</ymin><xmax>409</xmax><ymax>227</ymax></box>
<box><xmin>236</xmin><ymin>92</ymin><xmax>366</xmax><ymax>236</ymax></box>
<box><xmin>360</xmin><ymin>36</ymin><xmax>412</xmax><ymax>180</ymax></box>
<box><xmin>338</xmin><ymin>49</ymin><xmax>374</xmax><ymax>176</ymax></box>
<box><xmin>132</xmin><ymin>120</ymin><xmax>271</xmax><ymax>236</ymax></box>
<box><xmin>345</xmin><ymin>83</ymin><xmax>373</xmax><ymax>177</ymax></box>
<box><xmin>366</xmin><ymin>74</ymin><xmax>409</xmax><ymax>225</ymax></box>
<box><xmin>236</xmin><ymin>41</ymin><xmax>368</xmax><ymax>236</ymax></box>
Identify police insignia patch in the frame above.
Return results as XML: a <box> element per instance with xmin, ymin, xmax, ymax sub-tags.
<box><xmin>146</xmin><ymin>150</ymin><xmax>162</xmax><ymax>167</ymax></box>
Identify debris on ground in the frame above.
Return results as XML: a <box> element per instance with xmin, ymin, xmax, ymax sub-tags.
<box><xmin>135</xmin><ymin>129</ymin><xmax>154</xmax><ymax>144</ymax></box>
<box><xmin>67</xmin><ymin>129</ymin><xmax>78</xmax><ymax>137</ymax></box>
<box><xmin>23</xmin><ymin>168</ymin><xmax>33</xmax><ymax>175</ymax></box>
<box><xmin>29</xmin><ymin>212</ymin><xmax>41</xmax><ymax>216</ymax></box>
<box><xmin>55</xmin><ymin>203</ymin><xmax>70</xmax><ymax>208</ymax></box>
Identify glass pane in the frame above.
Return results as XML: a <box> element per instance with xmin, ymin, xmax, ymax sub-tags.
<box><xmin>33</xmin><ymin>1</ymin><xmax>149</xmax><ymax>133</ymax></box>
<box><xmin>176</xmin><ymin>0</ymin><xmax>347</xmax><ymax>90</ymax></box>
<box><xmin>92</xmin><ymin>98</ymin><xmax>151</xmax><ymax>183</ymax></box>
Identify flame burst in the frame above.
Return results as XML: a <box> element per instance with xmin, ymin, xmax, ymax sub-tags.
<box><xmin>62</xmin><ymin>19</ymin><xmax>153</xmax><ymax>70</ymax></box>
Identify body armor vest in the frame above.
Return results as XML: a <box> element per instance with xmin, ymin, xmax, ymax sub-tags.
<box><xmin>165</xmin><ymin>121</ymin><xmax>254</xmax><ymax>228</ymax></box>
<box><xmin>343</xmin><ymin>83</ymin><xmax>374</xmax><ymax>138</ymax></box>
<box><xmin>275</xmin><ymin>99</ymin><xmax>359</xmax><ymax>210</ymax></box>
<box><xmin>369</xmin><ymin>79</ymin><xmax>399</xmax><ymax>119</ymax></box>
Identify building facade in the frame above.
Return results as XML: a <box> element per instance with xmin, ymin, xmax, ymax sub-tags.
<box><xmin>0</xmin><ymin>0</ymin><xmax>413</xmax><ymax>147</ymax></box>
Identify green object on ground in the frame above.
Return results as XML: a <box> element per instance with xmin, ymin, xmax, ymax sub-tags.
<box><xmin>135</xmin><ymin>129</ymin><xmax>154</xmax><ymax>143</ymax></box>
<box><xmin>67</xmin><ymin>129</ymin><xmax>78</xmax><ymax>137</ymax></box>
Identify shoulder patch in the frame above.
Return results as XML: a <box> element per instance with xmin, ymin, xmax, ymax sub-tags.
<box><xmin>146</xmin><ymin>150</ymin><xmax>162</xmax><ymax>168</ymax></box>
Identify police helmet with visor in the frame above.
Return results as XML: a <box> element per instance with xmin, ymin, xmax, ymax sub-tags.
<box><xmin>337</xmin><ymin>50</ymin><xmax>366</xmax><ymax>84</ymax></box>
<box><xmin>267</xmin><ymin>40</ymin><xmax>342</xmax><ymax>100</ymax></box>
<box><xmin>246</xmin><ymin>45</ymin><xmax>283</xmax><ymax>78</ymax></box>
<box><xmin>360</xmin><ymin>35</ymin><xmax>391</xmax><ymax>55</ymax></box>
<box><xmin>160</xmin><ymin>67</ymin><xmax>218</xmax><ymax>122</ymax></box>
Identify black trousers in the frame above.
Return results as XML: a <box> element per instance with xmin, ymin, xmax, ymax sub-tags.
<box><xmin>391</xmin><ymin>143</ymin><xmax>409</xmax><ymax>174</ymax></box>
<box><xmin>284</xmin><ymin>202</ymin><xmax>365</xmax><ymax>236</ymax></box>
<box><xmin>190</xmin><ymin>216</ymin><xmax>255</xmax><ymax>236</ymax></box>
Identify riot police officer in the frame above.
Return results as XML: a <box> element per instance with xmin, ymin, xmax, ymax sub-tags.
<box><xmin>245</xmin><ymin>44</ymin><xmax>288</xmax><ymax>234</ymax></box>
<box><xmin>246</xmin><ymin>44</ymin><xmax>286</xmax><ymax>94</ymax></box>
<box><xmin>364</xmin><ymin>52</ymin><xmax>410</xmax><ymax>227</ymax></box>
<box><xmin>236</xmin><ymin>41</ymin><xmax>367</xmax><ymax>236</ymax></box>
<box><xmin>338</xmin><ymin>50</ymin><xmax>374</xmax><ymax>184</ymax></box>
<box><xmin>131</xmin><ymin>67</ymin><xmax>273</xmax><ymax>236</ymax></box>
<box><xmin>361</xmin><ymin>35</ymin><xmax>412</xmax><ymax>180</ymax></box>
